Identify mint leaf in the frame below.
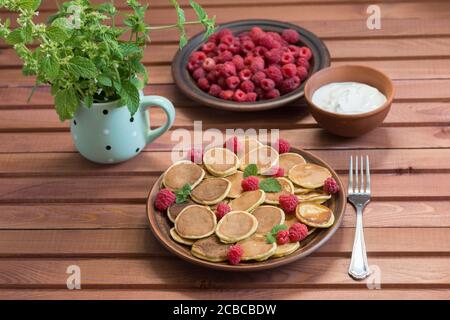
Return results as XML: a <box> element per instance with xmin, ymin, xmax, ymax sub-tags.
<box><xmin>47</xmin><ymin>25</ymin><xmax>69</xmax><ymax>42</ymax></box>
<box><xmin>265</xmin><ymin>233</ymin><xmax>276</xmax><ymax>244</ymax></box>
<box><xmin>243</xmin><ymin>164</ymin><xmax>258</xmax><ymax>178</ymax></box>
<box><xmin>130</xmin><ymin>59</ymin><xmax>148</xmax><ymax>83</ymax></box>
<box><xmin>41</xmin><ymin>55</ymin><xmax>59</xmax><ymax>80</ymax></box>
<box><xmin>174</xmin><ymin>183</ymin><xmax>192</xmax><ymax>204</ymax></box>
<box><xmin>68</xmin><ymin>57</ymin><xmax>97</xmax><ymax>79</ymax></box>
<box><xmin>120</xmin><ymin>79</ymin><xmax>140</xmax><ymax>115</ymax></box>
<box><xmin>265</xmin><ymin>224</ymin><xmax>287</xmax><ymax>244</ymax></box>
<box><xmin>19</xmin><ymin>0</ymin><xmax>41</xmax><ymax>11</ymax></box>
<box><xmin>97</xmin><ymin>74</ymin><xmax>112</xmax><ymax>87</ymax></box>
<box><xmin>170</xmin><ymin>0</ymin><xmax>187</xmax><ymax>49</ymax></box>
<box><xmin>259</xmin><ymin>178</ymin><xmax>282</xmax><ymax>193</ymax></box>
<box><xmin>55</xmin><ymin>88</ymin><xmax>78</xmax><ymax>121</ymax></box>
<box><xmin>5</xmin><ymin>29</ymin><xmax>24</xmax><ymax>45</ymax></box>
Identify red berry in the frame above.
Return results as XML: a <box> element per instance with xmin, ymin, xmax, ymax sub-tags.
<box><xmin>187</xmin><ymin>148</ymin><xmax>203</xmax><ymax>163</ymax></box>
<box><xmin>265</xmin><ymin>89</ymin><xmax>280</xmax><ymax>99</ymax></box>
<box><xmin>249</xmin><ymin>26</ymin><xmax>265</xmax><ymax>43</ymax></box>
<box><xmin>265</xmin><ymin>48</ymin><xmax>283</xmax><ymax>64</ymax></box>
<box><xmin>206</xmin><ymin>70</ymin><xmax>219</xmax><ymax>82</ymax></box>
<box><xmin>297</xmin><ymin>66</ymin><xmax>308</xmax><ymax>81</ymax></box>
<box><xmin>242</xmin><ymin>39</ymin><xmax>255</xmax><ymax>52</ymax></box>
<box><xmin>287</xmin><ymin>45</ymin><xmax>300</xmax><ymax>57</ymax></box>
<box><xmin>276</xmin><ymin>230</ymin><xmax>290</xmax><ymax>245</ymax></box>
<box><xmin>281</xmin><ymin>52</ymin><xmax>295</xmax><ymax>65</ymax></box>
<box><xmin>226</xmin><ymin>76</ymin><xmax>241</xmax><ymax>90</ymax></box>
<box><xmin>253</xmin><ymin>46</ymin><xmax>268</xmax><ymax>57</ymax></box>
<box><xmin>202</xmin><ymin>58</ymin><xmax>216</xmax><ymax>72</ymax></box>
<box><xmin>279</xmin><ymin>194</ymin><xmax>298</xmax><ymax>214</ymax></box>
<box><xmin>217</xmin><ymin>62</ymin><xmax>236</xmax><ymax>77</ymax></box>
<box><xmin>265</xmin><ymin>65</ymin><xmax>283</xmax><ymax>84</ymax></box>
<box><xmin>187</xmin><ymin>60</ymin><xmax>198</xmax><ymax>72</ymax></box>
<box><xmin>202</xmin><ymin>42</ymin><xmax>216</xmax><ymax>53</ymax></box>
<box><xmin>259</xmin><ymin>34</ymin><xmax>280</xmax><ymax>49</ymax></box>
<box><xmin>228</xmin><ymin>41</ymin><xmax>241</xmax><ymax>54</ymax></box>
<box><xmin>298</xmin><ymin>47</ymin><xmax>312</xmax><ymax>60</ymax></box>
<box><xmin>217</xmin><ymin>28</ymin><xmax>232</xmax><ymax>40</ymax></box>
<box><xmin>280</xmin><ymin>76</ymin><xmax>301</xmax><ymax>93</ymax></box>
<box><xmin>219</xmin><ymin>90</ymin><xmax>234</xmax><ymax>100</ymax></box>
<box><xmin>281</xmin><ymin>29</ymin><xmax>300</xmax><ymax>44</ymax></box>
<box><xmin>250</xmin><ymin>56</ymin><xmax>265</xmax><ymax>73</ymax></box>
<box><xmin>323</xmin><ymin>177</ymin><xmax>339</xmax><ymax>194</ymax></box>
<box><xmin>217</xmin><ymin>43</ymin><xmax>229</xmax><ymax>53</ymax></box>
<box><xmin>274</xmin><ymin>138</ymin><xmax>291</xmax><ymax>154</ymax></box>
<box><xmin>215</xmin><ymin>202</ymin><xmax>231</xmax><ymax>220</ymax></box>
<box><xmin>233</xmin><ymin>89</ymin><xmax>247</xmax><ymax>102</ymax></box>
<box><xmin>271</xmin><ymin>166</ymin><xmax>285</xmax><ymax>177</ymax></box>
<box><xmin>240</xmin><ymin>80</ymin><xmax>255</xmax><ymax>93</ymax></box>
<box><xmin>246</xmin><ymin>92</ymin><xmax>258</xmax><ymax>102</ymax></box>
<box><xmin>208</xmin><ymin>84</ymin><xmax>222</xmax><ymax>97</ymax></box>
<box><xmin>281</xmin><ymin>63</ymin><xmax>297</xmax><ymax>78</ymax></box>
<box><xmin>154</xmin><ymin>189</ymin><xmax>176</xmax><ymax>211</ymax></box>
<box><xmin>296</xmin><ymin>57</ymin><xmax>310</xmax><ymax>69</ymax></box>
<box><xmin>217</xmin><ymin>50</ymin><xmax>233</xmax><ymax>63</ymax></box>
<box><xmin>239</xmin><ymin>68</ymin><xmax>253</xmax><ymax>81</ymax></box>
<box><xmin>192</xmin><ymin>67</ymin><xmax>205</xmax><ymax>80</ymax></box>
<box><xmin>220</xmin><ymin>34</ymin><xmax>234</xmax><ymax>46</ymax></box>
<box><xmin>223</xmin><ymin>136</ymin><xmax>242</xmax><ymax>154</ymax></box>
<box><xmin>227</xmin><ymin>244</ymin><xmax>244</xmax><ymax>265</ymax></box>
<box><xmin>197</xmin><ymin>77</ymin><xmax>210</xmax><ymax>91</ymax></box>
<box><xmin>289</xmin><ymin>223</ymin><xmax>308</xmax><ymax>242</ymax></box>
<box><xmin>260</xmin><ymin>78</ymin><xmax>275</xmax><ymax>91</ymax></box>
<box><xmin>232</xmin><ymin>55</ymin><xmax>245</xmax><ymax>71</ymax></box>
<box><xmin>252</xmin><ymin>71</ymin><xmax>266</xmax><ymax>85</ymax></box>
<box><xmin>189</xmin><ymin>51</ymin><xmax>207</xmax><ymax>64</ymax></box>
<box><xmin>241</xmin><ymin>176</ymin><xmax>259</xmax><ymax>191</ymax></box>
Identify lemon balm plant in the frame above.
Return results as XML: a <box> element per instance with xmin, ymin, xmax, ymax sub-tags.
<box><xmin>0</xmin><ymin>0</ymin><xmax>215</xmax><ymax>163</ymax></box>
<box><xmin>0</xmin><ymin>0</ymin><xmax>215</xmax><ymax>120</ymax></box>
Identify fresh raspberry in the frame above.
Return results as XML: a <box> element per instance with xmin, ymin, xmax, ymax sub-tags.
<box><xmin>265</xmin><ymin>48</ymin><xmax>283</xmax><ymax>65</ymax></box>
<box><xmin>215</xmin><ymin>202</ymin><xmax>232</xmax><ymax>221</ymax></box>
<box><xmin>259</xmin><ymin>34</ymin><xmax>280</xmax><ymax>49</ymax></box>
<box><xmin>192</xmin><ymin>67</ymin><xmax>206</xmax><ymax>80</ymax></box>
<box><xmin>323</xmin><ymin>177</ymin><xmax>339</xmax><ymax>194</ymax></box>
<box><xmin>239</xmin><ymin>68</ymin><xmax>253</xmax><ymax>81</ymax></box>
<box><xmin>247</xmin><ymin>92</ymin><xmax>257</xmax><ymax>102</ymax></box>
<box><xmin>296</xmin><ymin>57</ymin><xmax>310</xmax><ymax>69</ymax></box>
<box><xmin>260</xmin><ymin>78</ymin><xmax>275</xmax><ymax>91</ymax></box>
<box><xmin>276</xmin><ymin>230</ymin><xmax>290</xmax><ymax>245</ymax></box>
<box><xmin>281</xmin><ymin>63</ymin><xmax>297</xmax><ymax>78</ymax></box>
<box><xmin>187</xmin><ymin>148</ymin><xmax>203</xmax><ymax>163</ymax></box>
<box><xmin>228</xmin><ymin>41</ymin><xmax>241</xmax><ymax>54</ymax></box>
<box><xmin>297</xmin><ymin>66</ymin><xmax>308</xmax><ymax>81</ymax></box>
<box><xmin>208</xmin><ymin>84</ymin><xmax>222</xmax><ymax>97</ymax></box>
<box><xmin>281</xmin><ymin>29</ymin><xmax>300</xmax><ymax>44</ymax></box>
<box><xmin>217</xmin><ymin>77</ymin><xmax>227</xmax><ymax>89</ymax></box>
<box><xmin>289</xmin><ymin>223</ymin><xmax>308</xmax><ymax>242</ymax></box>
<box><xmin>251</xmin><ymin>71</ymin><xmax>266</xmax><ymax>85</ymax></box>
<box><xmin>206</xmin><ymin>70</ymin><xmax>219</xmax><ymax>82</ymax></box>
<box><xmin>271</xmin><ymin>166</ymin><xmax>285</xmax><ymax>177</ymax></box>
<box><xmin>154</xmin><ymin>188</ymin><xmax>176</xmax><ymax>211</ymax></box>
<box><xmin>202</xmin><ymin>58</ymin><xmax>216</xmax><ymax>72</ymax></box>
<box><xmin>250</xmin><ymin>56</ymin><xmax>265</xmax><ymax>73</ymax></box>
<box><xmin>201</xmin><ymin>42</ymin><xmax>216</xmax><ymax>53</ymax></box>
<box><xmin>279</xmin><ymin>76</ymin><xmax>301</xmax><ymax>93</ymax></box>
<box><xmin>217</xmin><ymin>50</ymin><xmax>233</xmax><ymax>63</ymax></box>
<box><xmin>254</xmin><ymin>87</ymin><xmax>265</xmax><ymax>99</ymax></box>
<box><xmin>219</xmin><ymin>90</ymin><xmax>234</xmax><ymax>100</ymax></box>
<box><xmin>217</xmin><ymin>43</ymin><xmax>229</xmax><ymax>53</ymax></box>
<box><xmin>249</xmin><ymin>26</ymin><xmax>265</xmax><ymax>43</ymax></box>
<box><xmin>217</xmin><ymin>28</ymin><xmax>232</xmax><ymax>40</ymax></box>
<box><xmin>244</xmin><ymin>54</ymin><xmax>255</xmax><ymax>66</ymax></box>
<box><xmin>218</xmin><ymin>61</ymin><xmax>236</xmax><ymax>77</ymax></box>
<box><xmin>207</xmin><ymin>33</ymin><xmax>219</xmax><ymax>44</ymax></box>
<box><xmin>220</xmin><ymin>34</ymin><xmax>234</xmax><ymax>46</ymax></box>
<box><xmin>298</xmin><ymin>46</ymin><xmax>312</xmax><ymax>60</ymax></box>
<box><xmin>287</xmin><ymin>45</ymin><xmax>299</xmax><ymax>57</ymax></box>
<box><xmin>223</xmin><ymin>136</ymin><xmax>242</xmax><ymax>154</ymax></box>
<box><xmin>197</xmin><ymin>77</ymin><xmax>210</xmax><ymax>91</ymax></box>
<box><xmin>232</xmin><ymin>55</ymin><xmax>245</xmax><ymax>71</ymax></box>
<box><xmin>226</xmin><ymin>76</ymin><xmax>241</xmax><ymax>90</ymax></box>
<box><xmin>268</xmin><ymin>31</ymin><xmax>284</xmax><ymax>44</ymax></box>
<box><xmin>265</xmin><ymin>89</ymin><xmax>280</xmax><ymax>99</ymax></box>
<box><xmin>240</xmin><ymin>80</ymin><xmax>255</xmax><ymax>93</ymax></box>
<box><xmin>233</xmin><ymin>89</ymin><xmax>247</xmax><ymax>102</ymax></box>
<box><xmin>279</xmin><ymin>194</ymin><xmax>298</xmax><ymax>214</ymax></box>
<box><xmin>227</xmin><ymin>244</ymin><xmax>244</xmax><ymax>265</ymax></box>
<box><xmin>274</xmin><ymin>138</ymin><xmax>291</xmax><ymax>154</ymax></box>
<box><xmin>253</xmin><ymin>46</ymin><xmax>268</xmax><ymax>57</ymax></box>
<box><xmin>242</xmin><ymin>39</ymin><xmax>255</xmax><ymax>53</ymax></box>
<box><xmin>265</xmin><ymin>65</ymin><xmax>283</xmax><ymax>84</ymax></box>
<box><xmin>281</xmin><ymin>52</ymin><xmax>295</xmax><ymax>65</ymax></box>
<box><xmin>187</xmin><ymin>60</ymin><xmax>198</xmax><ymax>72</ymax></box>
<box><xmin>241</xmin><ymin>176</ymin><xmax>259</xmax><ymax>191</ymax></box>
<box><xmin>189</xmin><ymin>51</ymin><xmax>207</xmax><ymax>64</ymax></box>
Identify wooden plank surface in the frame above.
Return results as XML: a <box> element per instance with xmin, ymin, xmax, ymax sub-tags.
<box><xmin>0</xmin><ymin>0</ymin><xmax>449</xmax><ymax>300</ymax></box>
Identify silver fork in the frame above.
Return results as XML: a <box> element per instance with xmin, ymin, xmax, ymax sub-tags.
<box><xmin>348</xmin><ymin>155</ymin><xmax>371</xmax><ymax>280</ymax></box>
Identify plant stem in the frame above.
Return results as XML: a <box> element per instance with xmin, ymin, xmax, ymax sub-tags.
<box><xmin>146</xmin><ymin>20</ymin><xmax>201</xmax><ymax>30</ymax></box>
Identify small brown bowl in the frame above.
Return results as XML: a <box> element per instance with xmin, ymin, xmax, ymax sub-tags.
<box><xmin>172</xmin><ymin>19</ymin><xmax>330</xmax><ymax>112</ymax></box>
<box><xmin>304</xmin><ymin>65</ymin><xmax>394</xmax><ymax>137</ymax></box>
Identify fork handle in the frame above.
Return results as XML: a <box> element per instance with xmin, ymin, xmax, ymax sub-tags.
<box><xmin>348</xmin><ymin>206</ymin><xmax>370</xmax><ymax>280</ymax></box>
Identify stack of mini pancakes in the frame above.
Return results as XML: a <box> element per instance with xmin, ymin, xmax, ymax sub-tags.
<box><xmin>159</xmin><ymin>137</ymin><xmax>336</xmax><ymax>264</ymax></box>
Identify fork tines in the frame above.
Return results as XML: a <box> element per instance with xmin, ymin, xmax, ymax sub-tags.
<box><xmin>348</xmin><ymin>155</ymin><xmax>370</xmax><ymax>195</ymax></box>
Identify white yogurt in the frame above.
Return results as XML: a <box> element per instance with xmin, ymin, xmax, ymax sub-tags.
<box><xmin>311</xmin><ymin>82</ymin><xmax>387</xmax><ymax>115</ymax></box>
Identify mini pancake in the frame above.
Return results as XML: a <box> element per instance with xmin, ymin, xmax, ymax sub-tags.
<box><xmin>163</xmin><ymin>160</ymin><xmax>205</xmax><ymax>191</ymax></box>
<box><xmin>288</xmin><ymin>163</ymin><xmax>332</xmax><ymax>189</ymax></box>
<box><xmin>224</xmin><ymin>171</ymin><xmax>244</xmax><ymax>198</ymax></box>
<box><xmin>190</xmin><ymin>178</ymin><xmax>231</xmax><ymax>205</ymax></box>
<box><xmin>191</xmin><ymin>235</ymin><xmax>231</xmax><ymax>262</ymax></box>
<box><xmin>296</xmin><ymin>203</ymin><xmax>335</xmax><ymax>228</ymax></box>
<box><xmin>253</xmin><ymin>206</ymin><xmax>285</xmax><ymax>234</ymax></box>
<box><xmin>285</xmin><ymin>213</ymin><xmax>317</xmax><ymax>236</ymax></box>
<box><xmin>175</xmin><ymin>205</ymin><xmax>217</xmax><ymax>239</ymax></box>
<box><xmin>238</xmin><ymin>137</ymin><xmax>263</xmax><ymax>158</ymax></box>
<box><xmin>263</xmin><ymin>177</ymin><xmax>294</xmax><ymax>204</ymax></box>
<box><xmin>297</xmin><ymin>191</ymin><xmax>332</xmax><ymax>202</ymax></box>
<box><xmin>203</xmin><ymin>147</ymin><xmax>240</xmax><ymax>177</ymax></box>
<box><xmin>272</xmin><ymin>241</ymin><xmax>300</xmax><ymax>258</ymax></box>
<box><xmin>170</xmin><ymin>227</ymin><xmax>195</xmax><ymax>246</ymax></box>
<box><xmin>278</xmin><ymin>153</ymin><xmax>306</xmax><ymax>176</ymax></box>
<box><xmin>239</xmin><ymin>146</ymin><xmax>279</xmax><ymax>175</ymax></box>
<box><xmin>167</xmin><ymin>199</ymin><xmax>195</xmax><ymax>223</ymax></box>
<box><xmin>215</xmin><ymin>211</ymin><xmax>258</xmax><ymax>243</ymax></box>
<box><xmin>294</xmin><ymin>186</ymin><xmax>311</xmax><ymax>194</ymax></box>
<box><xmin>228</xmin><ymin>190</ymin><xmax>266</xmax><ymax>212</ymax></box>
<box><xmin>238</xmin><ymin>234</ymin><xmax>277</xmax><ymax>261</ymax></box>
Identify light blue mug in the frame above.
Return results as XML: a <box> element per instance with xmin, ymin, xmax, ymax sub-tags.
<box><xmin>70</xmin><ymin>94</ymin><xmax>175</xmax><ymax>164</ymax></box>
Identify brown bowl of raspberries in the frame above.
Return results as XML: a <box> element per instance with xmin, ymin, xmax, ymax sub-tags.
<box><xmin>172</xmin><ymin>20</ymin><xmax>330</xmax><ymax>111</ymax></box>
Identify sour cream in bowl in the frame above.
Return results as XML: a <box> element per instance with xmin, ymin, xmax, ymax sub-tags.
<box><xmin>304</xmin><ymin>65</ymin><xmax>394</xmax><ymax>137</ymax></box>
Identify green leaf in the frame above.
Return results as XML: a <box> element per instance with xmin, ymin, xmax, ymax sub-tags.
<box><xmin>259</xmin><ymin>178</ymin><xmax>282</xmax><ymax>193</ymax></box>
<box><xmin>265</xmin><ymin>224</ymin><xmax>287</xmax><ymax>244</ymax></box>
<box><xmin>19</xmin><ymin>0</ymin><xmax>41</xmax><ymax>11</ymax></box>
<box><xmin>243</xmin><ymin>164</ymin><xmax>258</xmax><ymax>178</ymax></box>
<box><xmin>97</xmin><ymin>74</ymin><xmax>112</xmax><ymax>87</ymax></box>
<box><xmin>174</xmin><ymin>183</ymin><xmax>192</xmax><ymax>204</ymax></box>
<box><xmin>83</xmin><ymin>95</ymin><xmax>93</xmax><ymax>108</ymax></box>
<box><xmin>5</xmin><ymin>29</ymin><xmax>24</xmax><ymax>45</ymax></box>
<box><xmin>55</xmin><ymin>88</ymin><xmax>79</xmax><ymax>121</ymax></box>
<box><xmin>120</xmin><ymin>79</ymin><xmax>140</xmax><ymax>115</ymax></box>
<box><xmin>189</xmin><ymin>0</ymin><xmax>207</xmax><ymax>20</ymax></box>
<box><xmin>265</xmin><ymin>233</ymin><xmax>276</xmax><ymax>244</ymax></box>
<box><xmin>21</xmin><ymin>24</ymin><xmax>33</xmax><ymax>43</ymax></box>
<box><xmin>130</xmin><ymin>59</ymin><xmax>148</xmax><ymax>83</ymax></box>
<box><xmin>67</xmin><ymin>57</ymin><xmax>97</xmax><ymax>79</ymax></box>
<box><xmin>41</xmin><ymin>55</ymin><xmax>59</xmax><ymax>81</ymax></box>
<box><xmin>119</xmin><ymin>43</ymin><xmax>141</xmax><ymax>57</ymax></box>
<box><xmin>170</xmin><ymin>0</ymin><xmax>187</xmax><ymax>49</ymax></box>
<box><xmin>46</xmin><ymin>25</ymin><xmax>69</xmax><ymax>42</ymax></box>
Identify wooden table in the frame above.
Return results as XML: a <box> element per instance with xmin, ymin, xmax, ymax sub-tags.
<box><xmin>0</xmin><ymin>0</ymin><xmax>449</xmax><ymax>300</ymax></box>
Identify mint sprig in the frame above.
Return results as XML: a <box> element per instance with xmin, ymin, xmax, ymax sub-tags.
<box><xmin>259</xmin><ymin>178</ymin><xmax>282</xmax><ymax>193</ymax></box>
<box><xmin>265</xmin><ymin>224</ymin><xmax>288</xmax><ymax>244</ymax></box>
<box><xmin>243</xmin><ymin>164</ymin><xmax>258</xmax><ymax>178</ymax></box>
<box><xmin>174</xmin><ymin>183</ymin><xmax>192</xmax><ymax>204</ymax></box>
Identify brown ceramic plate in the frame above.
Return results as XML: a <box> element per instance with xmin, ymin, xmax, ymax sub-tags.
<box><xmin>172</xmin><ymin>20</ymin><xmax>330</xmax><ymax>112</ymax></box>
<box><xmin>146</xmin><ymin>147</ymin><xmax>346</xmax><ymax>271</ymax></box>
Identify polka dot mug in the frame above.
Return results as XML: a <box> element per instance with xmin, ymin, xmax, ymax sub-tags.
<box><xmin>70</xmin><ymin>94</ymin><xmax>175</xmax><ymax>164</ymax></box>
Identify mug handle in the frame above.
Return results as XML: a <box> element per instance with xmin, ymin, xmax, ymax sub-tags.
<box><xmin>140</xmin><ymin>95</ymin><xmax>175</xmax><ymax>144</ymax></box>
